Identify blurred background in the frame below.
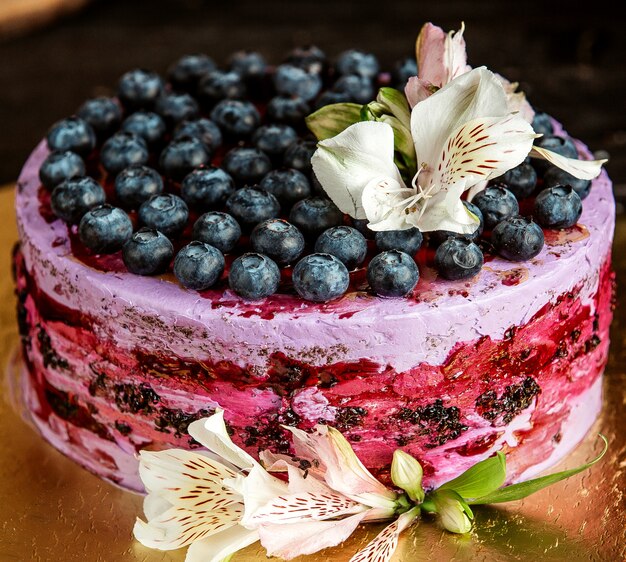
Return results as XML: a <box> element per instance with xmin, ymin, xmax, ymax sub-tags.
<box><xmin>0</xmin><ymin>0</ymin><xmax>625</xmax><ymax>194</ymax></box>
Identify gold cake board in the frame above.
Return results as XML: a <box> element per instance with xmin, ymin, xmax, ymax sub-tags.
<box><xmin>0</xmin><ymin>185</ymin><xmax>624</xmax><ymax>561</ymax></box>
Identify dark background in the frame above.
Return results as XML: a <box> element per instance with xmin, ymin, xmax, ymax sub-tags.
<box><xmin>1</xmin><ymin>0</ymin><xmax>625</xmax><ymax>190</ymax></box>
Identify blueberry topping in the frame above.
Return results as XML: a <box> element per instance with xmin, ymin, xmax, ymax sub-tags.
<box><xmin>332</xmin><ymin>75</ymin><xmax>375</xmax><ymax>104</ymax></box>
<box><xmin>266</xmin><ymin>96</ymin><xmax>310</xmax><ymax>125</ymax></box>
<box><xmin>181</xmin><ymin>166</ymin><xmax>235</xmax><ymax>211</ymax></box>
<box><xmin>51</xmin><ymin>176</ymin><xmax>106</xmax><ymax>224</ymax></box>
<box><xmin>289</xmin><ymin>196</ymin><xmax>343</xmax><ymax>238</ymax></box>
<box><xmin>315</xmin><ymin>226</ymin><xmax>367</xmax><ymax>270</ymax></box>
<box><xmin>367</xmin><ymin>250</ymin><xmax>419</xmax><ymax>297</ymax></box>
<box><xmin>139</xmin><ymin>193</ymin><xmax>189</xmax><ymax>238</ymax></box>
<box><xmin>192</xmin><ymin>211</ymin><xmax>241</xmax><ymax>253</ymax></box>
<box><xmin>430</xmin><ymin>200</ymin><xmax>483</xmax><ymax>246</ymax></box>
<box><xmin>115</xmin><ymin>165</ymin><xmax>164</xmax><ymax>209</ymax></box>
<box><xmin>155</xmin><ymin>92</ymin><xmax>200</xmax><ymax>127</ymax></box>
<box><xmin>117</xmin><ymin>69</ymin><xmax>164</xmax><ymax>110</ymax></box>
<box><xmin>283</xmin><ymin>139</ymin><xmax>316</xmax><ymax>175</ymax></box>
<box><xmin>534</xmin><ymin>186</ymin><xmax>583</xmax><ymax>229</ymax></box>
<box><xmin>77</xmin><ymin>97</ymin><xmax>122</xmax><ymax>140</ymax></box>
<box><xmin>121</xmin><ymin>111</ymin><xmax>167</xmax><ymax>146</ymax></box>
<box><xmin>492</xmin><ymin>216</ymin><xmax>545</xmax><ymax>261</ymax></box>
<box><xmin>351</xmin><ymin>218</ymin><xmax>375</xmax><ymax>239</ymax></box>
<box><xmin>168</xmin><ymin>54</ymin><xmax>217</xmax><ymax>92</ymax></box>
<box><xmin>336</xmin><ymin>49</ymin><xmax>380</xmax><ymax>78</ymax></box>
<box><xmin>210</xmin><ymin>99</ymin><xmax>260</xmax><ymax>138</ymax></box>
<box><xmin>228</xmin><ymin>50</ymin><xmax>268</xmax><ymax>78</ymax></box>
<box><xmin>251</xmin><ymin>219</ymin><xmax>305</xmax><ymax>265</ymax></box>
<box><xmin>472</xmin><ymin>186</ymin><xmax>519</xmax><ymax>229</ymax></box>
<box><xmin>47</xmin><ymin>117</ymin><xmax>96</xmax><ymax>156</ymax></box>
<box><xmin>434</xmin><ymin>238</ymin><xmax>484</xmax><ymax>280</ymax></box>
<box><xmin>173</xmin><ymin>241</ymin><xmax>225</xmax><ymax>290</ymax></box>
<box><xmin>79</xmin><ymin>205</ymin><xmax>133</xmax><ymax>253</ymax></box>
<box><xmin>229</xmin><ymin>253</ymin><xmax>280</xmax><ymax>300</ymax></box>
<box><xmin>198</xmin><ymin>70</ymin><xmax>246</xmax><ymax>106</ymax></box>
<box><xmin>543</xmin><ymin>166</ymin><xmax>591</xmax><ymax>200</ymax></box>
<box><xmin>375</xmin><ymin>227</ymin><xmax>423</xmax><ymax>255</ymax></box>
<box><xmin>293</xmin><ymin>253</ymin><xmax>350</xmax><ymax>302</ymax></box>
<box><xmin>226</xmin><ymin>187</ymin><xmax>281</xmax><ymax>229</ymax></box>
<box><xmin>39</xmin><ymin>150</ymin><xmax>86</xmax><ymax>189</ymax></box>
<box><xmin>252</xmin><ymin>124</ymin><xmax>298</xmax><ymax>158</ymax></box>
<box><xmin>285</xmin><ymin>45</ymin><xmax>327</xmax><ymax>74</ymax></box>
<box><xmin>222</xmin><ymin>147</ymin><xmax>272</xmax><ymax>186</ymax></box>
<box><xmin>392</xmin><ymin>56</ymin><xmax>418</xmax><ymax>88</ymax></box>
<box><xmin>496</xmin><ymin>162</ymin><xmax>538</xmax><ymax>200</ymax></box>
<box><xmin>259</xmin><ymin>169</ymin><xmax>311</xmax><ymax>206</ymax></box>
<box><xmin>531</xmin><ymin>111</ymin><xmax>554</xmax><ymax>136</ymax></box>
<box><xmin>173</xmin><ymin>118</ymin><xmax>223</xmax><ymax>152</ymax></box>
<box><xmin>159</xmin><ymin>136</ymin><xmax>211</xmax><ymax>181</ymax></box>
<box><xmin>100</xmin><ymin>132</ymin><xmax>149</xmax><ymax>175</ymax></box>
<box><xmin>122</xmin><ymin>228</ymin><xmax>174</xmax><ymax>275</ymax></box>
<box><xmin>274</xmin><ymin>64</ymin><xmax>322</xmax><ymax>101</ymax></box>
<box><xmin>314</xmin><ymin>90</ymin><xmax>352</xmax><ymax>109</ymax></box>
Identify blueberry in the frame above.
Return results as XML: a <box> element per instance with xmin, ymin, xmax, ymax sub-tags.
<box><xmin>226</xmin><ymin>187</ymin><xmax>281</xmax><ymax>229</ymax></box>
<box><xmin>315</xmin><ymin>226</ymin><xmax>367</xmax><ymax>270</ymax></box>
<box><xmin>543</xmin><ymin>166</ymin><xmax>591</xmax><ymax>200</ymax></box>
<box><xmin>496</xmin><ymin>162</ymin><xmax>537</xmax><ymax>200</ymax></box>
<box><xmin>332</xmin><ymin>75</ymin><xmax>375</xmax><ymax>104</ymax></box>
<box><xmin>429</xmin><ymin>200</ymin><xmax>484</xmax><ymax>246</ymax></box>
<box><xmin>367</xmin><ymin>250</ymin><xmax>419</xmax><ymax>297</ymax></box>
<box><xmin>274</xmin><ymin>64</ymin><xmax>322</xmax><ymax>101</ymax></box>
<box><xmin>122</xmin><ymin>228</ymin><xmax>174</xmax><ymax>275</ymax></box>
<box><xmin>229</xmin><ymin>253</ymin><xmax>280</xmax><ymax>300</ymax></box>
<box><xmin>210</xmin><ymin>99</ymin><xmax>261</xmax><ymax>138</ymax></box>
<box><xmin>159</xmin><ymin>136</ymin><xmax>211</xmax><ymax>181</ymax></box>
<box><xmin>168</xmin><ymin>54</ymin><xmax>217</xmax><ymax>92</ymax></box>
<box><xmin>492</xmin><ymin>216</ymin><xmax>544</xmax><ymax>261</ymax></box>
<box><xmin>392</xmin><ymin>56</ymin><xmax>418</xmax><ymax>88</ymax></box>
<box><xmin>534</xmin><ymin>186</ymin><xmax>582</xmax><ymax>229</ymax></box>
<box><xmin>472</xmin><ymin>186</ymin><xmax>519</xmax><ymax>229</ymax></box>
<box><xmin>155</xmin><ymin>92</ymin><xmax>200</xmax><ymax>127</ymax></box>
<box><xmin>173</xmin><ymin>118</ymin><xmax>223</xmax><ymax>152</ymax></box>
<box><xmin>533</xmin><ymin>135</ymin><xmax>578</xmax><ymax>173</ymax></box>
<box><xmin>251</xmin><ymin>219</ymin><xmax>305</xmax><ymax>265</ymax></box>
<box><xmin>252</xmin><ymin>124</ymin><xmax>298</xmax><ymax>158</ymax></box>
<box><xmin>266</xmin><ymin>96</ymin><xmax>310</xmax><ymax>125</ymax></box>
<box><xmin>118</xmin><ymin>69</ymin><xmax>164</xmax><ymax>110</ymax></box>
<box><xmin>47</xmin><ymin>117</ymin><xmax>96</xmax><ymax>156</ymax></box>
<box><xmin>79</xmin><ymin>205</ymin><xmax>133</xmax><ymax>253</ymax></box>
<box><xmin>139</xmin><ymin>193</ymin><xmax>189</xmax><ymax>238</ymax></box>
<box><xmin>351</xmin><ymin>218</ymin><xmax>375</xmax><ymax>239</ymax></box>
<box><xmin>229</xmin><ymin>50</ymin><xmax>268</xmax><ymax>78</ymax></box>
<box><xmin>289</xmin><ymin>196</ymin><xmax>343</xmax><ymax>238</ymax></box>
<box><xmin>181</xmin><ymin>167</ymin><xmax>235</xmax><ymax>211</ymax></box>
<box><xmin>100</xmin><ymin>132</ymin><xmax>149</xmax><ymax>175</ymax></box>
<box><xmin>51</xmin><ymin>176</ymin><xmax>106</xmax><ymax>224</ymax></box>
<box><xmin>314</xmin><ymin>90</ymin><xmax>352</xmax><ymax>110</ymax></box>
<box><xmin>283</xmin><ymin>139</ymin><xmax>317</xmax><ymax>174</ymax></box>
<box><xmin>121</xmin><ymin>111</ymin><xmax>167</xmax><ymax>146</ymax></box>
<box><xmin>174</xmin><ymin>241</ymin><xmax>225</xmax><ymax>290</ymax></box>
<box><xmin>336</xmin><ymin>50</ymin><xmax>379</xmax><ymax>78</ymax></box>
<box><xmin>375</xmin><ymin>227</ymin><xmax>423</xmax><ymax>255</ymax></box>
<box><xmin>293</xmin><ymin>253</ymin><xmax>349</xmax><ymax>302</ymax></box>
<box><xmin>222</xmin><ymin>147</ymin><xmax>272</xmax><ymax>186</ymax></box>
<box><xmin>77</xmin><ymin>97</ymin><xmax>122</xmax><ymax>141</ymax></box>
<box><xmin>531</xmin><ymin>111</ymin><xmax>554</xmax><ymax>136</ymax></box>
<box><xmin>115</xmin><ymin>165</ymin><xmax>164</xmax><ymax>209</ymax></box>
<box><xmin>434</xmin><ymin>238</ymin><xmax>484</xmax><ymax>280</ymax></box>
<box><xmin>192</xmin><ymin>212</ymin><xmax>241</xmax><ymax>253</ymax></box>
<box><xmin>198</xmin><ymin>70</ymin><xmax>246</xmax><ymax>106</ymax></box>
<box><xmin>285</xmin><ymin>45</ymin><xmax>327</xmax><ymax>75</ymax></box>
<box><xmin>39</xmin><ymin>150</ymin><xmax>86</xmax><ymax>189</ymax></box>
<box><xmin>260</xmin><ymin>169</ymin><xmax>311</xmax><ymax>206</ymax></box>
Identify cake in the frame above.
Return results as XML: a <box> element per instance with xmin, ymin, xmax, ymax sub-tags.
<box><xmin>14</xmin><ymin>24</ymin><xmax>613</xmax><ymax>494</ymax></box>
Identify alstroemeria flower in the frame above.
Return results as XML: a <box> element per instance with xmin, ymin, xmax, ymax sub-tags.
<box><xmin>133</xmin><ymin>411</ymin><xmax>411</xmax><ymax>562</ymax></box>
<box><xmin>312</xmin><ymin>66</ymin><xmax>536</xmax><ymax>234</ymax></box>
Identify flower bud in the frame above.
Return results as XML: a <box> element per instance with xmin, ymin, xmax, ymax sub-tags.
<box><xmin>391</xmin><ymin>450</ymin><xmax>425</xmax><ymax>503</ymax></box>
<box><xmin>431</xmin><ymin>489</ymin><xmax>473</xmax><ymax>534</ymax></box>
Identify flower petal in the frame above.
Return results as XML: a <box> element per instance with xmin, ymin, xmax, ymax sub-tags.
<box><xmin>185</xmin><ymin>525</ymin><xmax>259</xmax><ymax>562</ymax></box>
<box><xmin>362</xmin><ymin>176</ymin><xmax>416</xmax><ymax>231</ymax></box>
<box><xmin>530</xmin><ymin>146</ymin><xmax>607</xmax><ymax>180</ymax></box>
<box><xmin>496</xmin><ymin>73</ymin><xmax>535</xmax><ymax>123</ymax></box>
<box><xmin>405</xmin><ymin>76</ymin><xmax>437</xmax><ymax>108</ymax></box>
<box><xmin>188</xmin><ymin>410</ymin><xmax>257</xmax><ymax>471</ymax></box>
<box><xmin>349</xmin><ymin>506</ymin><xmax>420</xmax><ymax>562</ymax></box>
<box><xmin>311</xmin><ymin>121</ymin><xmax>403</xmax><ymax>219</ymax></box>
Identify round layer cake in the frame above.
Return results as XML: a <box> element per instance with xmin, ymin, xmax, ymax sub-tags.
<box><xmin>14</xmin><ymin>117</ymin><xmax>614</xmax><ymax>491</ymax></box>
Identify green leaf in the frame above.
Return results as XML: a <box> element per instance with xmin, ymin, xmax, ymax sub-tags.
<box><xmin>439</xmin><ymin>452</ymin><xmax>507</xmax><ymax>500</ymax></box>
<box><xmin>305</xmin><ymin>103</ymin><xmax>363</xmax><ymax>141</ymax></box>
<box><xmin>377</xmin><ymin>87</ymin><xmax>411</xmax><ymax>126</ymax></box>
<box><xmin>469</xmin><ymin>435</ymin><xmax>608</xmax><ymax>505</ymax></box>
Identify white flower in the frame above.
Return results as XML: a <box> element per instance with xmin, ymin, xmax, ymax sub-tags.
<box><xmin>133</xmin><ymin>411</ymin><xmax>411</xmax><ymax>562</ymax></box>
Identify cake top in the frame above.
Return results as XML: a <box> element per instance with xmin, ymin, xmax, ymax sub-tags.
<box><xmin>32</xmin><ymin>22</ymin><xmax>606</xmax><ymax>305</ymax></box>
